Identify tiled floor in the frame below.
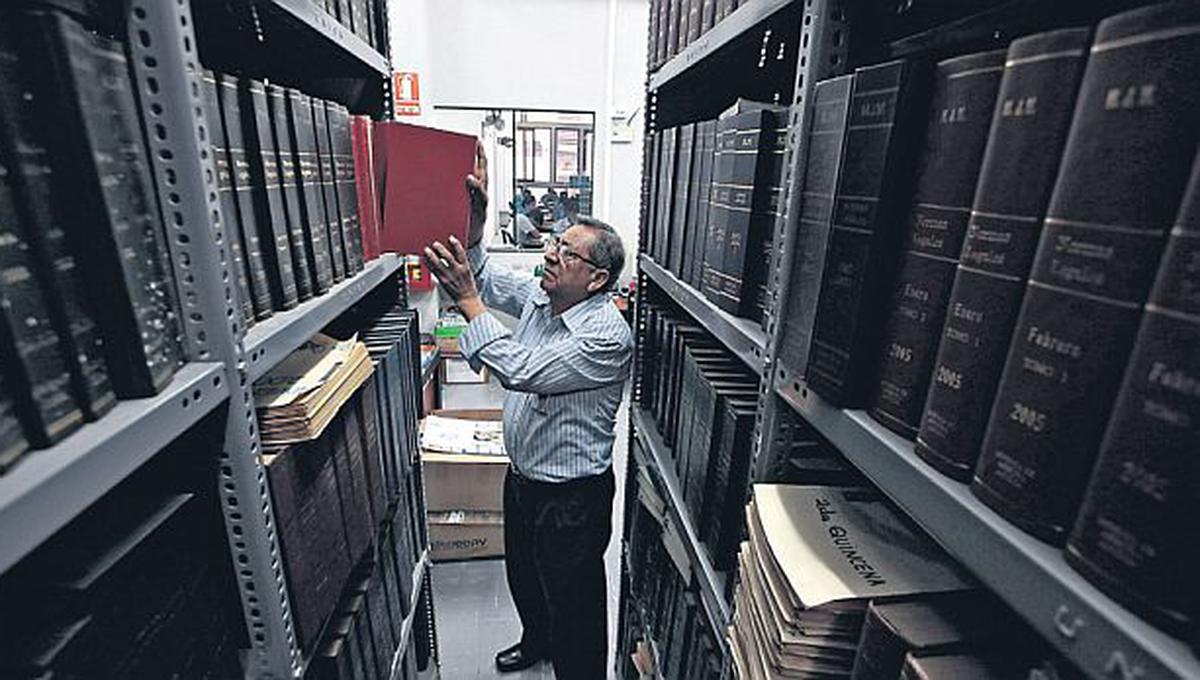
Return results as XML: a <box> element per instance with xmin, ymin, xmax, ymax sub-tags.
<box><xmin>429</xmin><ymin>399</ymin><xmax>629</xmax><ymax>679</ymax></box>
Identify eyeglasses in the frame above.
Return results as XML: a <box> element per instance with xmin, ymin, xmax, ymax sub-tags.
<box><xmin>545</xmin><ymin>235</ymin><xmax>604</xmax><ymax>269</ymax></box>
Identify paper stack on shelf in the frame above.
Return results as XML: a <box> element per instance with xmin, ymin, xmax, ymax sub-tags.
<box><xmin>419</xmin><ymin>414</ymin><xmax>505</xmax><ymax>456</ymax></box>
<box><xmin>730</xmin><ymin>485</ymin><xmax>973</xmax><ymax>680</ymax></box>
<box><xmin>254</xmin><ymin>333</ymin><xmax>373</xmax><ymax>449</ymax></box>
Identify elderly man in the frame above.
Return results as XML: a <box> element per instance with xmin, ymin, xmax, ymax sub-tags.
<box><xmin>424</xmin><ymin>143</ymin><xmax>632</xmax><ymax>679</ymax></box>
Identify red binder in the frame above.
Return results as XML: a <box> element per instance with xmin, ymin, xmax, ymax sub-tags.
<box><xmin>350</xmin><ymin>115</ymin><xmax>381</xmax><ymax>260</ymax></box>
<box><xmin>373</xmin><ymin>121</ymin><xmax>476</xmax><ymax>255</ymax></box>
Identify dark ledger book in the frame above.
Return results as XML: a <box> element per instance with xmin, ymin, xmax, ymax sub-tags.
<box><xmin>0</xmin><ymin>26</ymin><xmax>114</xmax><ymax>423</ymax></box>
<box><xmin>215</xmin><ymin>73</ymin><xmax>274</xmax><ymax>320</ymax></box>
<box><xmin>313</xmin><ymin>99</ymin><xmax>347</xmax><ymax>283</ymax></box>
<box><xmin>644</xmin><ymin>132</ymin><xmax>661</xmax><ymax>263</ymax></box>
<box><xmin>806</xmin><ymin>58</ymin><xmax>930</xmax><ymax>406</ymax></box>
<box><xmin>915</xmin><ymin>28</ymin><xmax>1091</xmax><ymax>480</ymax></box>
<box><xmin>669</xmin><ymin>123</ymin><xmax>695</xmax><ymax>279</ymax></box>
<box><xmin>329</xmin><ymin>103</ymin><xmax>365</xmax><ymax>273</ymax></box>
<box><xmin>26</xmin><ymin>9</ymin><xmax>182</xmax><ymax>397</ymax></box>
<box><xmin>778</xmin><ymin>74</ymin><xmax>853</xmax><ymax>380</ymax></box>
<box><xmin>870</xmin><ymin>49</ymin><xmax>1006</xmax><ymax>439</ymax></box>
<box><xmin>1065</xmin><ymin>160</ymin><xmax>1200</xmax><ymax>634</ymax></box>
<box><xmin>702</xmin><ymin>124</ymin><xmax>734</xmax><ymax>299</ymax></box>
<box><xmin>688</xmin><ymin>120</ymin><xmax>717</xmax><ymax>290</ymax></box>
<box><xmin>199</xmin><ymin>71</ymin><xmax>255</xmax><ymax>326</ymax></box>
<box><xmin>973</xmin><ymin>2</ymin><xmax>1200</xmax><ymax>544</ymax></box>
<box><xmin>656</xmin><ymin>127</ymin><xmax>678</xmax><ymax>267</ymax></box>
<box><xmin>239</xmin><ymin>78</ymin><xmax>299</xmax><ymax>310</ymax></box>
<box><xmin>287</xmin><ymin>89</ymin><xmax>334</xmax><ymax>294</ymax></box>
<box><xmin>267</xmin><ymin>84</ymin><xmax>315</xmax><ymax>301</ymax></box>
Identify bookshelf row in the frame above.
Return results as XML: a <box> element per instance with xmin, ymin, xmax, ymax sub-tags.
<box><xmin>649</xmin><ymin>0</ymin><xmax>794</xmax><ymax>90</ymax></box>
<box><xmin>632</xmin><ymin>404</ymin><xmax>732</xmax><ymax>652</ymax></box>
<box><xmin>641</xmin><ymin>255</ymin><xmax>767</xmax><ymax>373</ymax></box>
<box><xmin>271</xmin><ymin>0</ymin><xmax>391</xmax><ymax>75</ymax></box>
<box><xmin>0</xmin><ymin>361</ymin><xmax>228</xmax><ymax>574</ymax></box>
<box><xmin>775</xmin><ymin>379</ymin><xmax>1200</xmax><ymax>680</ymax></box>
<box><xmin>246</xmin><ymin>253</ymin><xmax>402</xmax><ymax>380</ymax></box>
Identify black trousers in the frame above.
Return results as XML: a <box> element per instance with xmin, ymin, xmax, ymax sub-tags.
<box><xmin>503</xmin><ymin>465</ymin><xmax>614</xmax><ymax>679</ymax></box>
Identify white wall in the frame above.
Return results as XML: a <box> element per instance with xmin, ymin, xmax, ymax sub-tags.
<box><xmin>388</xmin><ymin>0</ymin><xmax>648</xmax><ymax>284</ymax></box>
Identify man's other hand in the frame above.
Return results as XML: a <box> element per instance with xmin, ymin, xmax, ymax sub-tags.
<box><xmin>424</xmin><ymin>236</ymin><xmax>486</xmax><ymax>319</ymax></box>
<box><xmin>466</xmin><ymin>140</ymin><xmax>489</xmax><ymax>248</ymax></box>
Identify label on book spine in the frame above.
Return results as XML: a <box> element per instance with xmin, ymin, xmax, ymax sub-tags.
<box><xmin>974</xmin><ymin>4</ymin><xmax>1200</xmax><ymax>543</ymax></box>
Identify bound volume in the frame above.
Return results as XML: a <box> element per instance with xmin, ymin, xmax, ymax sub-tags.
<box><xmin>267</xmin><ymin>84</ymin><xmax>315</xmax><ymax>301</ymax></box>
<box><xmin>27</xmin><ymin>9</ymin><xmax>183</xmax><ymax>397</ymax></box>
<box><xmin>915</xmin><ymin>28</ymin><xmax>1091</xmax><ymax>479</ymax></box>
<box><xmin>313</xmin><ymin>101</ymin><xmax>347</xmax><ymax>282</ymax></box>
<box><xmin>870</xmin><ymin>49</ymin><xmax>1005</xmax><ymax>439</ymax></box>
<box><xmin>777</xmin><ymin>74</ymin><xmax>853</xmax><ymax>381</ymax></box>
<box><xmin>806</xmin><ymin>59</ymin><xmax>928</xmax><ymax>406</ymax></box>
<box><xmin>973</xmin><ymin>3</ymin><xmax>1200</xmax><ymax>543</ymax></box>
<box><xmin>286</xmin><ymin>89</ymin><xmax>335</xmax><ymax>294</ymax></box>
<box><xmin>328</xmin><ymin>103</ymin><xmax>365</xmax><ymax>273</ymax></box>
<box><xmin>1066</xmin><ymin>161</ymin><xmax>1200</xmax><ymax>634</ymax></box>
<box><xmin>240</xmin><ymin>78</ymin><xmax>300</xmax><ymax>309</ymax></box>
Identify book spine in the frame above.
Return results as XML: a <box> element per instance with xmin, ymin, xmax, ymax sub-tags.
<box><xmin>312</xmin><ymin>99</ymin><xmax>347</xmax><ymax>283</ymax></box>
<box><xmin>1066</xmin><ymin>167</ymin><xmax>1200</xmax><ymax>634</ymax></box>
<box><xmin>200</xmin><ymin>71</ymin><xmax>256</xmax><ymax>326</ymax></box>
<box><xmin>974</xmin><ymin>4</ymin><xmax>1200</xmax><ymax>543</ymax></box>
<box><xmin>268</xmin><ymin>85</ymin><xmax>314</xmax><ymax>301</ymax></box>
<box><xmin>779</xmin><ymin>74</ymin><xmax>853</xmax><ymax>379</ymax></box>
<box><xmin>656</xmin><ymin>0</ymin><xmax>669</xmax><ymax>68</ymax></box>
<box><xmin>644</xmin><ymin>131</ymin><xmax>661</xmax><ymax>262</ymax></box>
<box><xmin>688</xmin><ymin>121</ymin><xmax>715</xmax><ymax>290</ymax></box>
<box><xmin>216</xmin><ymin>75</ymin><xmax>274</xmax><ymax>319</ymax></box>
<box><xmin>687</xmin><ymin>0</ymin><xmax>701</xmax><ymax>43</ymax></box>
<box><xmin>656</xmin><ymin>128</ymin><xmax>677</xmax><ymax>268</ymax></box>
<box><xmin>915</xmin><ymin>28</ymin><xmax>1091</xmax><ymax>479</ymax></box>
<box><xmin>0</xmin><ymin>148</ymin><xmax>83</xmax><ymax>447</ymax></box>
<box><xmin>701</xmin><ymin>0</ymin><xmax>715</xmax><ymax>33</ymax></box>
<box><xmin>330</xmin><ymin>104</ymin><xmax>365</xmax><ymax>274</ymax></box>
<box><xmin>667</xmin><ymin>0</ymin><xmax>682</xmax><ymax>59</ymax></box>
<box><xmin>701</xmin><ymin>401</ymin><xmax>738</xmax><ymax>560</ymax></box>
<box><xmin>290</xmin><ymin>90</ymin><xmax>335</xmax><ymax>293</ymax></box>
<box><xmin>240</xmin><ymin>79</ymin><xmax>298</xmax><ymax>310</ymax></box>
<box><xmin>669</xmin><ymin>124</ymin><xmax>694</xmax><ymax>278</ymax></box>
<box><xmin>702</xmin><ymin>124</ymin><xmax>736</xmax><ymax>300</ymax></box>
<box><xmin>0</xmin><ymin>369</ymin><xmax>29</xmax><ymax>471</ymax></box>
<box><xmin>34</xmin><ymin>12</ymin><xmax>182</xmax><ymax>396</ymax></box>
<box><xmin>0</xmin><ymin>34</ymin><xmax>114</xmax><ymax>422</ymax></box>
<box><xmin>806</xmin><ymin>58</ymin><xmax>928</xmax><ymax>406</ymax></box>
<box><xmin>870</xmin><ymin>49</ymin><xmax>1006</xmax><ymax>439</ymax></box>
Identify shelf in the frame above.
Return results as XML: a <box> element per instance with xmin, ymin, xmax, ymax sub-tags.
<box><xmin>649</xmin><ymin>0</ymin><xmax>795</xmax><ymax>90</ymax></box>
<box><xmin>0</xmin><ymin>362</ymin><xmax>230</xmax><ymax>574</ymax></box>
<box><xmin>245</xmin><ymin>254</ymin><xmax>402</xmax><ymax>381</ymax></box>
<box><xmin>389</xmin><ymin>548</ymin><xmax>431</xmax><ymax>680</ymax></box>
<box><xmin>639</xmin><ymin>255</ymin><xmax>766</xmax><ymax>374</ymax></box>
<box><xmin>774</xmin><ymin>380</ymin><xmax>1200</xmax><ymax>680</ymax></box>
<box><xmin>631</xmin><ymin>405</ymin><xmax>731</xmax><ymax>654</ymax></box>
<box><xmin>265</xmin><ymin>0</ymin><xmax>390</xmax><ymax>76</ymax></box>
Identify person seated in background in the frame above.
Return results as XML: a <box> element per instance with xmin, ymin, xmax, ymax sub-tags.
<box><xmin>515</xmin><ymin>195</ymin><xmax>543</xmax><ymax>247</ymax></box>
<box><xmin>550</xmin><ymin>197</ymin><xmax>579</xmax><ymax>236</ymax></box>
<box><xmin>539</xmin><ymin>186</ymin><xmax>557</xmax><ymax>213</ymax></box>
<box><xmin>553</xmin><ymin>190</ymin><xmax>570</xmax><ymax>222</ymax></box>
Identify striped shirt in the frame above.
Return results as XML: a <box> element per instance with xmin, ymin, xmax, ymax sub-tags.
<box><xmin>459</xmin><ymin>246</ymin><xmax>633</xmax><ymax>482</ymax></box>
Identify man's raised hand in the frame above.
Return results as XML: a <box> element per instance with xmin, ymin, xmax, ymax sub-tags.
<box><xmin>466</xmin><ymin>139</ymin><xmax>489</xmax><ymax>247</ymax></box>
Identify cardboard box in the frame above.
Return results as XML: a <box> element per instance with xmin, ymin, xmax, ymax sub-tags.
<box><xmin>428</xmin><ymin>510</ymin><xmax>505</xmax><ymax>561</ymax></box>
<box><xmin>422</xmin><ymin>409</ymin><xmax>508</xmax><ymax>513</ymax></box>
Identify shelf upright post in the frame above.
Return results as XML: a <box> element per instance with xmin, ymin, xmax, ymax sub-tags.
<box><xmin>126</xmin><ymin>1</ymin><xmax>302</xmax><ymax>677</ymax></box>
<box><xmin>751</xmin><ymin>0</ymin><xmax>851</xmax><ymax>483</ymax></box>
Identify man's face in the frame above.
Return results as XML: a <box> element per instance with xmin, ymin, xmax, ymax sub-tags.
<box><xmin>541</xmin><ymin>225</ymin><xmax>607</xmax><ymax>299</ymax></box>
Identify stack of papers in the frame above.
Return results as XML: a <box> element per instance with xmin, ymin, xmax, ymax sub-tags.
<box><xmin>254</xmin><ymin>334</ymin><xmax>374</xmax><ymax>450</ymax></box>
<box><xmin>419</xmin><ymin>414</ymin><xmax>506</xmax><ymax>456</ymax></box>
<box><xmin>730</xmin><ymin>485</ymin><xmax>972</xmax><ymax>680</ymax></box>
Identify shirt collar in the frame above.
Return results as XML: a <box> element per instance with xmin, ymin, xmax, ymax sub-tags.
<box><xmin>556</xmin><ymin>292</ymin><xmax>610</xmax><ymax>333</ymax></box>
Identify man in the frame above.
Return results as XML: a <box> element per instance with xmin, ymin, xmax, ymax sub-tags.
<box><xmin>424</xmin><ymin>143</ymin><xmax>632</xmax><ymax>679</ymax></box>
<box><xmin>514</xmin><ymin>194</ymin><xmax>543</xmax><ymax>248</ymax></box>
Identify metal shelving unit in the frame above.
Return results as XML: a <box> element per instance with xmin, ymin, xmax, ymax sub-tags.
<box><xmin>649</xmin><ymin>0</ymin><xmax>794</xmax><ymax>89</ymax></box>
<box><xmin>0</xmin><ymin>361</ymin><xmax>228</xmax><ymax>574</ymax></box>
<box><xmin>269</xmin><ymin>0</ymin><xmax>391</xmax><ymax>76</ymax></box>
<box><xmin>245</xmin><ymin>254</ymin><xmax>403</xmax><ymax>381</ymax></box>
<box><xmin>774</xmin><ymin>382</ymin><xmax>1200</xmax><ymax>680</ymax></box>
<box><xmin>631</xmin><ymin>405</ymin><xmax>731</xmax><ymax>654</ymax></box>
<box><xmin>388</xmin><ymin>549</ymin><xmax>431</xmax><ymax>680</ymax></box>
<box><xmin>639</xmin><ymin>255</ymin><xmax>766</xmax><ymax>373</ymax></box>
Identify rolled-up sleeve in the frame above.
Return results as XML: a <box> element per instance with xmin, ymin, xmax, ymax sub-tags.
<box><xmin>468</xmin><ymin>246</ymin><xmax>541</xmax><ymax>319</ymax></box>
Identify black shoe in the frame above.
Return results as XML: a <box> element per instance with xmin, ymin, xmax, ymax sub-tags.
<box><xmin>495</xmin><ymin>642</ymin><xmax>545</xmax><ymax>673</ymax></box>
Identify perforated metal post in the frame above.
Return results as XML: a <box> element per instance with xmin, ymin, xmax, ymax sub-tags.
<box><xmin>127</xmin><ymin>2</ymin><xmax>302</xmax><ymax>677</ymax></box>
<box><xmin>751</xmin><ymin>0</ymin><xmax>850</xmax><ymax>484</ymax></box>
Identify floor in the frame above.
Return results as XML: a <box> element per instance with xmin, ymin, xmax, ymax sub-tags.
<box><xmin>429</xmin><ymin>396</ymin><xmax>629</xmax><ymax>680</ymax></box>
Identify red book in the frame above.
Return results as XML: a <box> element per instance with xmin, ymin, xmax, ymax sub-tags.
<box><xmin>373</xmin><ymin>121</ymin><xmax>475</xmax><ymax>255</ymax></box>
<box><xmin>350</xmin><ymin>115</ymin><xmax>381</xmax><ymax>260</ymax></box>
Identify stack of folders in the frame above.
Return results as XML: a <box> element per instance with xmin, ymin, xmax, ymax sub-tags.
<box><xmin>254</xmin><ymin>334</ymin><xmax>374</xmax><ymax>450</ymax></box>
<box><xmin>731</xmin><ymin>485</ymin><xmax>972</xmax><ymax>680</ymax></box>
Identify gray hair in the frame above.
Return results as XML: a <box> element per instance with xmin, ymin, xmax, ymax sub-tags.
<box><xmin>575</xmin><ymin>216</ymin><xmax>625</xmax><ymax>292</ymax></box>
